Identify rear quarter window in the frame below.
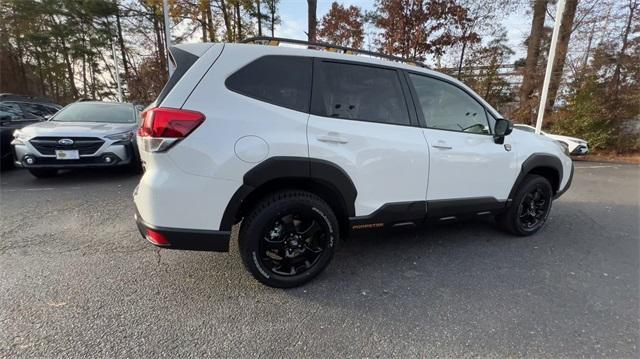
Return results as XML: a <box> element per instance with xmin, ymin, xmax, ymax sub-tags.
<box><xmin>225</xmin><ymin>55</ymin><xmax>312</xmax><ymax>113</ymax></box>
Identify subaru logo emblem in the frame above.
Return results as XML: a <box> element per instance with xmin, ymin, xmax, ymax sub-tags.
<box><xmin>58</xmin><ymin>138</ymin><xmax>74</xmax><ymax>145</ymax></box>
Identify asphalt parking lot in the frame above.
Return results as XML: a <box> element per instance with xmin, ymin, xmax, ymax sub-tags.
<box><xmin>1</xmin><ymin>162</ymin><xmax>638</xmax><ymax>358</ymax></box>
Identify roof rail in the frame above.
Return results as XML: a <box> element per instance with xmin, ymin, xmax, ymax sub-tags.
<box><xmin>241</xmin><ymin>37</ymin><xmax>431</xmax><ymax>70</ymax></box>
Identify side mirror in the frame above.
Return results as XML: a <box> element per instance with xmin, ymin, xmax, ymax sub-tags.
<box><xmin>494</xmin><ymin>118</ymin><xmax>513</xmax><ymax>144</ymax></box>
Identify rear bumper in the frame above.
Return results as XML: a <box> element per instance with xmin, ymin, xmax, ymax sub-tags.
<box><xmin>135</xmin><ymin>212</ymin><xmax>230</xmax><ymax>252</ymax></box>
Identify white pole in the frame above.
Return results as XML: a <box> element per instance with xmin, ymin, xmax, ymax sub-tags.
<box><xmin>162</xmin><ymin>0</ymin><xmax>175</xmax><ymax>77</ymax></box>
<box><xmin>111</xmin><ymin>41</ymin><xmax>123</xmax><ymax>102</ymax></box>
<box><xmin>535</xmin><ymin>0</ymin><xmax>566</xmax><ymax>134</ymax></box>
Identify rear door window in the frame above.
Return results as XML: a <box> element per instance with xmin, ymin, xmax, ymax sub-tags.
<box><xmin>311</xmin><ymin>61</ymin><xmax>411</xmax><ymax>126</ymax></box>
<box><xmin>225</xmin><ymin>55</ymin><xmax>312</xmax><ymax>112</ymax></box>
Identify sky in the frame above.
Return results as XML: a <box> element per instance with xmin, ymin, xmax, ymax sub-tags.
<box><xmin>273</xmin><ymin>0</ymin><xmax>533</xmax><ymax>64</ymax></box>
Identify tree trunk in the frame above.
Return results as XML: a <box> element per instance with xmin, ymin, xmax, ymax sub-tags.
<box><xmin>270</xmin><ymin>4</ymin><xmax>275</xmax><ymax>36</ymax></box>
<box><xmin>35</xmin><ymin>51</ymin><xmax>47</xmax><ymax>96</ymax></box>
<box><xmin>58</xmin><ymin>35</ymin><xmax>79</xmax><ymax>98</ymax></box>
<box><xmin>152</xmin><ymin>6</ymin><xmax>166</xmax><ymax>72</ymax></box>
<box><xmin>582</xmin><ymin>20</ymin><xmax>596</xmax><ymax>70</ymax></box>
<box><xmin>609</xmin><ymin>0</ymin><xmax>637</xmax><ymax>99</ymax></box>
<box><xmin>201</xmin><ymin>15</ymin><xmax>208</xmax><ymax>41</ymax></box>
<box><xmin>15</xmin><ymin>39</ymin><xmax>29</xmax><ymax>94</ymax></box>
<box><xmin>307</xmin><ymin>0</ymin><xmax>317</xmax><ymax>42</ymax></box>
<box><xmin>456</xmin><ymin>36</ymin><xmax>468</xmax><ymax>79</ymax></box>
<box><xmin>519</xmin><ymin>0</ymin><xmax>548</xmax><ymax>124</ymax></box>
<box><xmin>544</xmin><ymin>0</ymin><xmax>579</xmax><ymax>117</ymax></box>
<box><xmin>114</xmin><ymin>0</ymin><xmax>129</xmax><ymax>81</ymax></box>
<box><xmin>90</xmin><ymin>56</ymin><xmax>97</xmax><ymax>99</ymax></box>
<box><xmin>200</xmin><ymin>0</ymin><xmax>208</xmax><ymax>42</ymax></box>
<box><xmin>257</xmin><ymin>0</ymin><xmax>262</xmax><ymax>36</ymax></box>
<box><xmin>205</xmin><ymin>0</ymin><xmax>216</xmax><ymax>42</ymax></box>
<box><xmin>235</xmin><ymin>2</ymin><xmax>242</xmax><ymax>41</ymax></box>
<box><xmin>81</xmin><ymin>24</ymin><xmax>88</xmax><ymax>97</ymax></box>
<box><xmin>219</xmin><ymin>0</ymin><xmax>233</xmax><ymax>41</ymax></box>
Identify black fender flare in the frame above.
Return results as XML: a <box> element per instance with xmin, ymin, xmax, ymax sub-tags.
<box><xmin>508</xmin><ymin>153</ymin><xmax>563</xmax><ymax>201</ymax></box>
<box><xmin>219</xmin><ymin>156</ymin><xmax>357</xmax><ymax>231</ymax></box>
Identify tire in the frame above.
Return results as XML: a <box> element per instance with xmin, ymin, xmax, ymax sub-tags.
<box><xmin>239</xmin><ymin>190</ymin><xmax>339</xmax><ymax>288</ymax></box>
<box><xmin>28</xmin><ymin>168</ymin><xmax>58</xmax><ymax>178</ymax></box>
<box><xmin>497</xmin><ymin>174</ymin><xmax>553</xmax><ymax>236</ymax></box>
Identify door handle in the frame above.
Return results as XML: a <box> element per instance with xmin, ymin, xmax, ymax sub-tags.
<box><xmin>432</xmin><ymin>144</ymin><xmax>452</xmax><ymax>150</ymax></box>
<box><xmin>317</xmin><ymin>134</ymin><xmax>349</xmax><ymax>144</ymax></box>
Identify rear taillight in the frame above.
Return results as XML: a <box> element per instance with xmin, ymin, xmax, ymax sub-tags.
<box><xmin>138</xmin><ymin>108</ymin><xmax>205</xmax><ymax>152</ymax></box>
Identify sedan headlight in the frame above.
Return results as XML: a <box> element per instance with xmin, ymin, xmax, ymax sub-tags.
<box><xmin>11</xmin><ymin>130</ymin><xmax>28</xmax><ymax>145</ymax></box>
<box><xmin>105</xmin><ymin>130</ymin><xmax>135</xmax><ymax>141</ymax></box>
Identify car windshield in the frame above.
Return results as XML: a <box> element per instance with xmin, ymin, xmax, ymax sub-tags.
<box><xmin>51</xmin><ymin>102</ymin><xmax>135</xmax><ymax>123</ymax></box>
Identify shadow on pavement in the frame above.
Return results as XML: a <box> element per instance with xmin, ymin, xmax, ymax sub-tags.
<box><xmin>1</xmin><ymin>166</ymin><xmax>140</xmax><ymax>189</ymax></box>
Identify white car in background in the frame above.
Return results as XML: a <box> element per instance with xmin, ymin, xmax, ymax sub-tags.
<box><xmin>514</xmin><ymin>124</ymin><xmax>589</xmax><ymax>155</ymax></box>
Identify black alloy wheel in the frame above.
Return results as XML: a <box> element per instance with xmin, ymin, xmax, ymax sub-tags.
<box><xmin>260</xmin><ymin>211</ymin><xmax>328</xmax><ymax>276</ymax></box>
<box><xmin>497</xmin><ymin>174</ymin><xmax>553</xmax><ymax>236</ymax></box>
<box><xmin>239</xmin><ymin>190</ymin><xmax>338</xmax><ymax>288</ymax></box>
<box><xmin>517</xmin><ymin>185</ymin><xmax>551</xmax><ymax>230</ymax></box>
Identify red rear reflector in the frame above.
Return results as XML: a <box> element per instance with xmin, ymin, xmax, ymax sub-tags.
<box><xmin>145</xmin><ymin>228</ymin><xmax>170</xmax><ymax>246</ymax></box>
<box><xmin>138</xmin><ymin>108</ymin><xmax>205</xmax><ymax>138</ymax></box>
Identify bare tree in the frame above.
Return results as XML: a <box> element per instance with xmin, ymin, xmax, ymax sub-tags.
<box><xmin>519</xmin><ymin>0</ymin><xmax>548</xmax><ymax>124</ymax></box>
<box><xmin>454</xmin><ymin>0</ymin><xmax>516</xmax><ymax>78</ymax></box>
<box><xmin>215</xmin><ymin>0</ymin><xmax>234</xmax><ymax>41</ymax></box>
<box><xmin>610</xmin><ymin>0</ymin><xmax>638</xmax><ymax>99</ymax></box>
<box><xmin>264</xmin><ymin>0</ymin><xmax>279</xmax><ymax>37</ymax></box>
<box><xmin>544</xmin><ymin>0</ymin><xmax>580</xmax><ymax>117</ymax></box>
<box><xmin>114</xmin><ymin>0</ymin><xmax>129</xmax><ymax>81</ymax></box>
<box><xmin>234</xmin><ymin>1</ymin><xmax>242</xmax><ymax>41</ymax></box>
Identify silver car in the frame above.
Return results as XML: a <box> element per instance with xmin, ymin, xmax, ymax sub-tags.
<box><xmin>12</xmin><ymin>101</ymin><xmax>140</xmax><ymax>178</ymax></box>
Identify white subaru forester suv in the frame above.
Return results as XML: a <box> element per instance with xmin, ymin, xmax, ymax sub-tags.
<box><xmin>134</xmin><ymin>39</ymin><xmax>573</xmax><ymax>288</ymax></box>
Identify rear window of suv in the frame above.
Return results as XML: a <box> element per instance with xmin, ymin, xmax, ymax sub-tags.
<box><xmin>225</xmin><ymin>55</ymin><xmax>312</xmax><ymax>113</ymax></box>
